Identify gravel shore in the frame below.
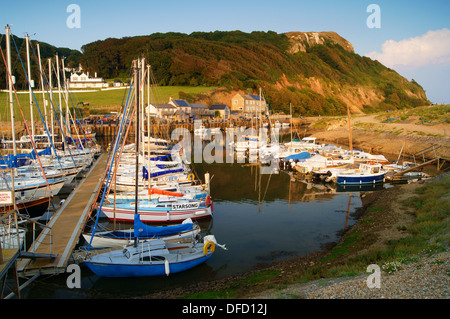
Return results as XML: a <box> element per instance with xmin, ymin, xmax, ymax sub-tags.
<box><xmin>251</xmin><ymin>251</ymin><xmax>449</xmax><ymax>299</ymax></box>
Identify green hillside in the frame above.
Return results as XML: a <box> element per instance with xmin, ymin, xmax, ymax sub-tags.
<box><xmin>78</xmin><ymin>31</ymin><xmax>429</xmax><ymax>116</ymax></box>
<box><xmin>1</xmin><ymin>30</ymin><xmax>429</xmax><ymax>116</ymax></box>
<box><xmin>0</xmin><ymin>86</ymin><xmax>216</xmax><ymax>121</ymax></box>
<box><xmin>0</xmin><ymin>33</ymin><xmax>81</xmax><ymax>90</ymax></box>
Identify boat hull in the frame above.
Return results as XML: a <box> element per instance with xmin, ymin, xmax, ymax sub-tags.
<box><xmin>84</xmin><ymin>254</ymin><xmax>212</xmax><ymax>277</ymax></box>
<box><xmin>336</xmin><ymin>173</ymin><xmax>385</xmax><ymax>185</ymax></box>
<box><xmin>101</xmin><ymin>205</ymin><xmax>212</xmax><ymax>223</ymax></box>
<box><xmin>0</xmin><ymin>196</ymin><xmax>51</xmax><ymax>217</ymax></box>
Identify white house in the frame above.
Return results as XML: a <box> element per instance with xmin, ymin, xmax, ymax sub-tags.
<box><xmin>147</xmin><ymin>103</ymin><xmax>177</xmax><ymax>119</ymax></box>
<box><xmin>69</xmin><ymin>72</ymin><xmax>108</xmax><ymax>89</ymax></box>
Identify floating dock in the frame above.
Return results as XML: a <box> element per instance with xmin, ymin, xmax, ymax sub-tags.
<box><xmin>17</xmin><ymin>153</ymin><xmax>108</xmax><ymax>276</ymax></box>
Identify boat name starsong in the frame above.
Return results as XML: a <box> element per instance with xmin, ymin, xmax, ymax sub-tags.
<box><xmin>172</xmin><ymin>202</ymin><xmax>200</xmax><ymax>210</ymax></box>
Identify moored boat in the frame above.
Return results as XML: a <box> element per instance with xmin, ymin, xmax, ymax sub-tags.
<box><xmin>100</xmin><ymin>196</ymin><xmax>213</xmax><ymax>223</ymax></box>
<box><xmin>83</xmin><ymin>235</ymin><xmax>222</xmax><ymax>277</ymax></box>
<box><xmin>336</xmin><ymin>163</ymin><xmax>386</xmax><ymax>185</ymax></box>
<box><xmin>82</xmin><ymin>213</ymin><xmax>201</xmax><ymax>248</ymax></box>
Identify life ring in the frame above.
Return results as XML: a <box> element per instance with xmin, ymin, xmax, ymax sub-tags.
<box><xmin>203</xmin><ymin>241</ymin><xmax>215</xmax><ymax>255</ymax></box>
<box><xmin>205</xmin><ymin>195</ymin><xmax>211</xmax><ymax>207</ymax></box>
<box><xmin>188</xmin><ymin>173</ymin><xmax>195</xmax><ymax>181</ymax></box>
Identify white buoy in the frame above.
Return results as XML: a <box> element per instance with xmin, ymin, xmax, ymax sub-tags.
<box><xmin>205</xmin><ymin>172</ymin><xmax>210</xmax><ymax>194</ymax></box>
<box><xmin>165</xmin><ymin>259</ymin><xmax>170</xmax><ymax>276</ymax></box>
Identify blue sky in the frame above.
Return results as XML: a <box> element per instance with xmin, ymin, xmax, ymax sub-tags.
<box><xmin>1</xmin><ymin>0</ymin><xmax>449</xmax><ymax>103</ymax></box>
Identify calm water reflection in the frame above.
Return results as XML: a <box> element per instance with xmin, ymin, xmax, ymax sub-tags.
<box><xmin>23</xmin><ymin>155</ymin><xmax>366</xmax><ymax>298</ymax></box>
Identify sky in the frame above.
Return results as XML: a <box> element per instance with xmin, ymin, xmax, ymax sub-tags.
<box><xmin>1</xmin><ymin>0</ymin><xmax>449</xmax><ymax>103</ymax></box>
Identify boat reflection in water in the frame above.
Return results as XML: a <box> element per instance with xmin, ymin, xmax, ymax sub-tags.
<box><xmin>24</xmin><ymin>148</ymin><xmax>378</xmax><ymax>298</ymax></box>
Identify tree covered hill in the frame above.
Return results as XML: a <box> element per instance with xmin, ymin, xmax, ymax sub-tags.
<box><xmin>2</xmin><ymin>31</ymin><xmax>429</xmax><ymax>116</ymax></box>
<box><xmin>0</xmin><ymin>33</ymin><xmax>81</xmax><ymax>90</ymax></box>
<box><xmin>79</xmin><ymin>30</ymin><xmax>428</xmax><ymax>115</ymax></box>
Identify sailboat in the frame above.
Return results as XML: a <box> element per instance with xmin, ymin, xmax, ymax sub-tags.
<box><xmin>83</xmin><ymin>59</ymin><xmax>224</xmax><ymax>277</ymax></box>
<box><xmin>0</xmin><ymin>27</ymin><xmax>73</xmax><ymax>217</ymax></box>
<box><xmin>83</xmin><ymin>234</ymin><xmax>220</xmax><ymax>277</ymax></box>
<box><xmin>100</xmin><ymin>196</ymin><xmax>212</xmax><ymax>223</ymax></box>
<box><xmin>82</xmin><ymin>213</ymin><xmax>201</xmax><ymax>248</ymax></box>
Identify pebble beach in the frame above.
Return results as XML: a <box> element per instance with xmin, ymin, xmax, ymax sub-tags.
<box><xmin>252</xmin><ymin>251</ymin><xmax>449</xmax><ymax>299</ymax></box>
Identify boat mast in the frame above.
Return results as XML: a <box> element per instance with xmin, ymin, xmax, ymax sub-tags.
<box><xmin>141</xmin><ymin>57</ymin><xmax>145</xmax><ymax>161</ymax></box>
<box><xmin>347</xmin><ymin>105</ymin><xmax>353</xmax><ymax>157</ymax></box>
<box><xmin>61</xmin><ymin>57</ymin><xmax>70</xmax><ymax>139</ymax></box>
<box><xmin>36</xmin><ymin>43</ymin><xmax>48</xmax><ymax>136</ymax></box>
<box><xmin>5</xmin><ymin>25</ymin><xmax>17</xmax><ymax>156</ymax></box>
<box><xmin>48</xmin><ymin>58</ymin><xmax>55</xmax><ymax>152</ymax></box>
<box><xmin>147</xmin><ymin>63</ymin><xmax>151</xmax><ymax>190</ymax></box>
<box><xmin>56</xmin><ymin>53</ymin><xmax>65</xmax><ymax>145</ymax></box>
<box><xmin>259</xmin><ymin>87</ymin><xmax>262</xmax><ymax>143</ymax></box>
<box><xmin>134</xmin><ymin>59</ymin><xmax>140</xmax><ymax>247</ymax></box>
<box><xmin>25</xmin><ymin>35</ymin><xmax>35</xmax><ymax>139</ymax></box>
<box><xmin>290</xmin><ymin>103</ymin><xmax>293</xmax><ymax>143</ymax></box>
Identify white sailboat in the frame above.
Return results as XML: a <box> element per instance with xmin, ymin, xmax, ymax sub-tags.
<box><xmin>83</xmin><ymin>59</ymin><xmax>224</xmax><ymax>277</ymax></box>
<box><xmin>82</xmin><ymin>214</ymin><xmax>201</xmax><ymax>248</ymax></box>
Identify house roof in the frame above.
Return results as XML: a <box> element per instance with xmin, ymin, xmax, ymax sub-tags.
<box><xmin>210</xmin><ymin>104</ymin><xmax>229</xmax><ymax>110</ymax></box>
<box><xmin>172</xmin><ymin>99</ymin><xmax>190</xmax><ymax>107</ymax></box>
<box><xmin>239</xmin><ymin>94</ymin><xmax>265</xmax><ymax>101</ymax></box>
<box><xmin>247</xmin><ymin>94</ymin><xmax>265</xmax><ymax>101</ymax></box>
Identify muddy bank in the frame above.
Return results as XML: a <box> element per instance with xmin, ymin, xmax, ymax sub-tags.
<box><xmin>311</xmin><ymin>127</ymin><xmax>445</xmax><ymax>160</ymax></box>
<box><xmin>303</xmin><ymin>115</ymin><xmax>448</xmax><ymax>159</ymax></box>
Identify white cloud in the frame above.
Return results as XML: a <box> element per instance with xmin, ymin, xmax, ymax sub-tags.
<box><xmin>365</xmin><ymin>28</ymin><xmax>450</xmax><ymax>69</ymax></box>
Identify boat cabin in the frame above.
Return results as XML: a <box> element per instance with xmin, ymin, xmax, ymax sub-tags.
<box><xmin>359</xmin><ymin>163</ymin><xmax>382</xmax><ymax>174</ymax></box>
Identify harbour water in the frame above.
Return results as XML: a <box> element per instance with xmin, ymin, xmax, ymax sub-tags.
<box><xmin>19</xmin><ymin>140</ymin><xmax>368</xmax><ymax>298</ymax></box>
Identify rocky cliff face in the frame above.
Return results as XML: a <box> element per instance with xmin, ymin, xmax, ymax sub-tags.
<box><xmin>284</xmin><ymin>31</ymin><xmax>354</xmax><ymax>54</ymax></box>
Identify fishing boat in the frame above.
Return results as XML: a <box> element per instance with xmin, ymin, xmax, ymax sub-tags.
<box><xmin>82</xmin><ymin>213</ymin><xmax>201</xmax><ymax>248</ymax></box>
<box><xmin>336</xmin><ymin>163</ymin><xmax>386</xmax><ymax>185</ymax></box>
